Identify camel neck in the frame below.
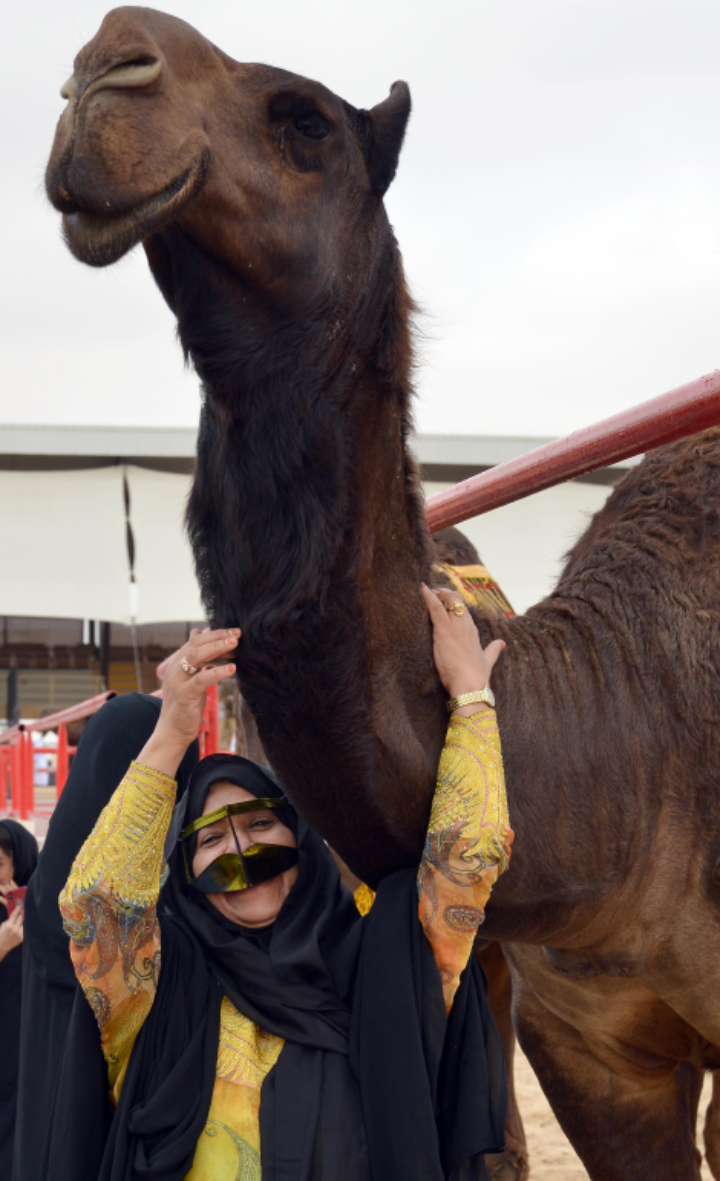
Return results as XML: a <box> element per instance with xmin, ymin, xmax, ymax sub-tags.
<box><xmin>179</xmin><ymin>228</ymin><xmax>427</xmax><ymax>627</ymax></box>
<box><xmin>168</xmin><ymin>227</ymin><xmax>443</xmax><ymax>885</ymax></box>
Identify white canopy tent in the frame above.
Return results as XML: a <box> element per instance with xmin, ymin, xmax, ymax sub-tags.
<box><xmin>0</xmin><ymin>463</ymin><xmax>202</xmax><ymax>624</ymax></box>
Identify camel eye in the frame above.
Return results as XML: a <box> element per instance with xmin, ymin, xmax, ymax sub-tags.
<box><xmin>294</xmin><ymin>112</ymin><xmax>330</xmax><ymax>141</ymax></box>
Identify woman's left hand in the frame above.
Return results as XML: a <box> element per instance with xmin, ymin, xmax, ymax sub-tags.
<box><xmin>421</xmin><ymin>584</ymin><xmax>505</xmax><ymax>699</ymax></box>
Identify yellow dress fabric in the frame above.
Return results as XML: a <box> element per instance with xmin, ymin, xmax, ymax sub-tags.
<box><xmin>59</xmin><ymin>714</ymin><xmax>510</xmax><ymax>1179</ymax></box>
<box><xmin>418</xmin><ymin>708</ymin><xmax>513</xmax><ymax>1011</ymax></box>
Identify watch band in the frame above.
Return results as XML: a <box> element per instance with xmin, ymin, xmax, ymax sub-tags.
<box><xmin>446</xmin><ymin>687</ymin><xmax>495</xmax><ymax>713</ymax></box>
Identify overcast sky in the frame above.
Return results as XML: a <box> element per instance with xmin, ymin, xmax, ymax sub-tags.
<box><xmin>3</xmin><ymin>0</ymin><xmax>720</xmax><ymax>439</ymax></box>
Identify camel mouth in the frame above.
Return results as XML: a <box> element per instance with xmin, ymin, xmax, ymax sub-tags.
<box><xmin>62</xmin><ymin>156</ymin><xmax>207</xmax><ymax>267</ymax></box>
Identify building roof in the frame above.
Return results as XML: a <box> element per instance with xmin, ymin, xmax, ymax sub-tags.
<box><xmin>0</xmin><ymin>424</ymin><xmax>636</xmax><ymax>483</ymax></box>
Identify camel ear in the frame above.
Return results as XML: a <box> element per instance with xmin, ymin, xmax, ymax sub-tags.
<box><xmin>365</xmin><ymin>81</ymin><xmax>411</xmax><ymax>196</ymax></box>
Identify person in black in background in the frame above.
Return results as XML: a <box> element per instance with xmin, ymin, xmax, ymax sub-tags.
<box><xmin>13</xmin><ymin>693</ymin><xmax>199</xmax><ymax>1181</ymax></box>
<box><xmin>0</xmin><ymin>819</ymin><xmax>38</xmax><ymax>1178</ymax></box>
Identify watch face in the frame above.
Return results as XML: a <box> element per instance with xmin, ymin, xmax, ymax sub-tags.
<box><xmin>485</xmin><ymin>687</ymin><xmax>496</xmax><ymax>708</ymax></box>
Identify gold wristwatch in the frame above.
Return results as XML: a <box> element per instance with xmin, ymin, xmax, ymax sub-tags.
<box><xmin>446</xmin><ymin>687</ymin><xmax>495</xmax><ymax>713</ymax></box>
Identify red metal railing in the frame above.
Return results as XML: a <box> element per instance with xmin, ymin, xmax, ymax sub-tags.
<box><xmin>0</xmin><ymin>691</ymin><xmax>117</xmax><ymax>817</ymax></box>
<box><xmin>0</xmin><ymin>691</ymin><xmax>116</xmax><ymax>746</ymax></box>
<box><xmin>0</xmin><ymin>726</ymin><xmax>78</xmax><ymax>817</ymax></box>
<box><xmin>425</xmin><ymin>368</ymin><xmax>720</xmax><ymax>532</ymax></box>
<box><xmin>0</xmin><ymin>677</ymin><xmax>223</xmax><ymax>819</ymax></box>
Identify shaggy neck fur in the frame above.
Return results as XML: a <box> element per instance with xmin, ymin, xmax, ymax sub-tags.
<box><xmin>147</xmin><ymin>221</ymin><xmax>443</xmax><ymax>885</ymax></box>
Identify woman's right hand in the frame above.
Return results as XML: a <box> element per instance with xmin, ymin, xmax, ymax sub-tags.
<box><xmin>137</xmin><ymin>628</ymin><xmax>240</xmax><ymax>779</ymax></box>
<box><xmin>0</xmin><ymin>907</ymin><xmax>24</xmax><ymax>960</ymax></box>
<box><xmin>420</xmin><ymin>585</ymin><xmax>505</xmax><ymax>700</ymax></box>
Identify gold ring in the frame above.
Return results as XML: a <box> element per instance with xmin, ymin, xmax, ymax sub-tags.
<box><xmin>180</xmin><ymin>657</ymin><xmax>200</xmax><ymax>676</ymax></box>
<box><xmin>449</xmin><ymin>601</ymin><xmax>466</xmax><ymax>617</ymax></box>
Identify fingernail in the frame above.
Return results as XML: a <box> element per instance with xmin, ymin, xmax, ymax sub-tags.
<box><xmin>231</xmin><ymin>628</ymin><xmax>241</xmax><ymax>635</ymax></box>
<box><xmin>227</xmin><ymin>664</ymin><xmax>236</xmax><ymax>672</ymax></box>
<box><xmin>226</xmin><ymin>637</ymin><xmax>236</xmax><ymax>646</ymax></box>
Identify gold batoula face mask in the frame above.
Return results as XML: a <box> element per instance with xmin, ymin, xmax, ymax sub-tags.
<box><xmin>181</xmin><ymin>798</ymin><xmax>298</xmax><ymax>893</ymax></box>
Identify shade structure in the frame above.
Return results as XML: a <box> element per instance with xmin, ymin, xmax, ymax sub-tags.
<box><xmin>0</xmin><ymin>464</ymin><xmax>203</xmax><ymax>623</ymax></box>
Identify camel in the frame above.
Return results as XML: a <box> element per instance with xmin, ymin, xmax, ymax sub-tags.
<box><xmin>46</xmin><ymin>9</ymin><xmax>720</xmax><ymax>1178</ymax></box>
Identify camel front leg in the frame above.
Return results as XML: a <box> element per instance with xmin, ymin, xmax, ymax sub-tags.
<box><xmin>510</xmin><ymin>973</ymin><xmax>703</xmax><ymax>1181</ymax></box>
<box><xmin>477</xmin><ymin>942</ymin><xmax>529</xmax><ymax>1181</ymax></box>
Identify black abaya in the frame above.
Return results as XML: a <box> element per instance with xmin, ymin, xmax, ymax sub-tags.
<box><xmin>13</xmin><ymin>694</ymin><xmax>198</xmax><ymax>1181</ymax></box>
<box><xmin>0</xmin><ymin>819</ymin><xmax>38</xmax><ymax>1181</ymax></box>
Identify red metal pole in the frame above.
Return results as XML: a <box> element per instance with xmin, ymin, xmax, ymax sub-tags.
<box><xmin>0</xmin><ymin>747</ymin><xmax>7</xmax><ymax>813</ymax></box>
<box><xmin>24</xmin><ymin>732</ymin><xmax>33</xmax><ymax>817</ymax></box>
<box><xmin>206</xmin><ymin>684</ymin><xmax>221</xmax><ymax>756</ymax></box>
<box><xmin>21</xmin><ymin>731</ymin><xmax>33</xmax><ymax>819</ymax></box>
<box><xmin>56</xmin><ymin>724</ymin><xmax>70</xmax><ymax>800</ymax></box>
<box><xmin>197</xmin><ymin>684</ymin><xmax>221</xmax><ymax>757</ymax></box>
<box><xmin>17</xmin><ymin>734</ymin><xmax>25</xmax><ymax>819</ymax></box>
<box><xmin>198</xmin><ymin>705</ymin><xmax>207</xmax><ymax>757</ymax></box>
<box><xmin>425</xmin><ymin>368</ymin><xmax>720</xmax><ymax>532</ymax></box>
<box><xmin>9</xmin><ymin>741</ymin><xmax>19</xmax><ymax>815</ymax></box>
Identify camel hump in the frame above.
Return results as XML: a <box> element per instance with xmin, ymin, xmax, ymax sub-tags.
<box><xmin>433</xmin><ymin>526</ymin><xmax>482</xmax><ymax>568</ymax></box>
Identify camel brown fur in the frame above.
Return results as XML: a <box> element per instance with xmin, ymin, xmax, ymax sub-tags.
<box><xmin>46</xmin><ymin>9</ymin><xmax>720</xmax><ymax>1178</ymax></box>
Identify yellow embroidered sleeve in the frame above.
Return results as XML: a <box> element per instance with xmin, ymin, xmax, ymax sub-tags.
<box><xmin>58</xmin><ymin>761</ymin><xmax>177</xmax><ymax>1102</ymax></box>
<box><xmin>418</xmin><ymin>707</ymin><xmax>513</xmax><ymax>1012</ymax></box>
<box><xmin>353</xmin><ymin>882</ymin><xmax>376</xmax><ymax>916</ymax></box>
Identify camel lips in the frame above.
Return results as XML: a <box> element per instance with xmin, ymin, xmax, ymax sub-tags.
<box><xmin>62</xmin><ymin>160</ymin><xmax>206</xmax><ymax>267</ymax></box>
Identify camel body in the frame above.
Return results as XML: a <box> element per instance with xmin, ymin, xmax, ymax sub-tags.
<box><xmin>46</xmin><ymin>9</ymin><xmax>720</xmax><ymax>1178</ymax></box>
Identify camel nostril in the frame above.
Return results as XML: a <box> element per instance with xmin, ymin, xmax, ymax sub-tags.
<box><xmin>61</xmin><ymin>54</ymin><xmax>163</xmax><ymax>103</ymax></box>
<box><xmin>90</xmin><ymin>55</ymin><xmax>163</xmax><ymax>94</ymax></box>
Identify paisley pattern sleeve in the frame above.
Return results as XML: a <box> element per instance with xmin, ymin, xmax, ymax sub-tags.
<box><xmin>59</xmin><ymin>761</ymin><xmax>176</xmax><ymax>1102</ymax></box>
<box><xmin>418</xmin><ymin>707</ymin><xmax>513</xmax><ymax>1012</ymax></box>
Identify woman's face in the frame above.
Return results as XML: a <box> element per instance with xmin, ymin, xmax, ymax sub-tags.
<box><xmin>0</xmin><ymin>847</ymin><xmax>15</xmax><ymax>886</ymax></box>
<box><xmin>192</xmin><ymin>782</ymin><xmax>298</xmax><ymax>928</ymax></box>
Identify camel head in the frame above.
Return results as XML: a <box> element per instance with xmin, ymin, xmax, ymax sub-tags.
<box><xmin>46</xmin><ymin>6</ymin><xmax>411</xmax><ymax>311</ymax></box>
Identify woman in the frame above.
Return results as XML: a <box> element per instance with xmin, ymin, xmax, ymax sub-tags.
<box><xmin>60</xmin><ymin>586</ymin><xmax>512</xmax><ymax>1181</ymax></box>
<box><xmin>0</xmin><ymin>818</ymin><xmax>39</xmax><ymax>1176</ymax></box>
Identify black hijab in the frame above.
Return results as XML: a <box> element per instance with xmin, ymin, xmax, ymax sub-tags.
<box><xmin>0</xmin><ymin>820</ymin><xmax>38</xmax><ymax>1180</ymax></box>
<box><xmin>96</xmin><ymin>752</ymin><xmax>506</xmax><ymax>1181</ymax></box>
<box><xmin>0</xmin><ymin>820</ymin><xmax>38</xmax><ymax>888</ymax></box>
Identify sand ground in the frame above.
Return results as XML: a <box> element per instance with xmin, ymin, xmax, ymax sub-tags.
<box><xmin>515</xmin><ymin>1048</ymin><xmax>714</xmax><ymax>1179</ymax></box>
